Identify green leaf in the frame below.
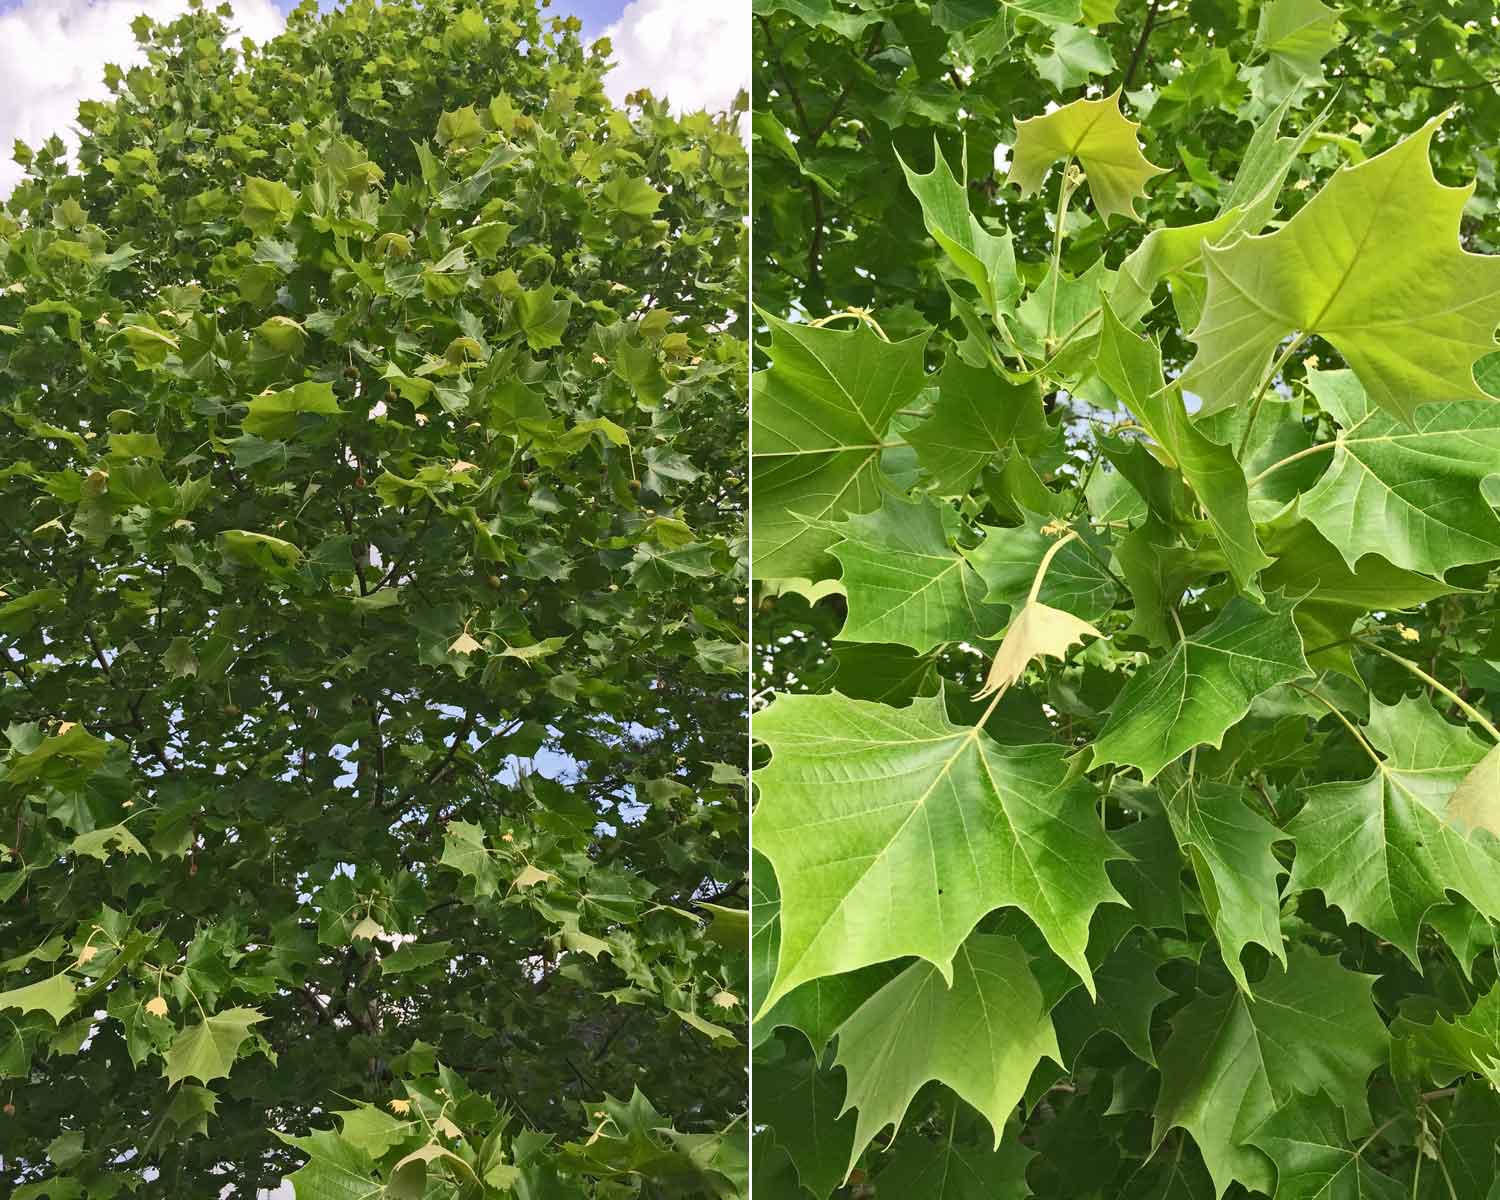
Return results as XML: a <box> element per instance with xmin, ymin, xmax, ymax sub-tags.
<box><xmin>1297</xmin><ymin>367</ymin><xmax>1500</xmax><ymax>577</ymax></box>
<box><xmin>875</xmin><ymin>1121</ymin><xmax>1034</xmax><ymax>1200</ymax></box>
<box><xmin>602</xmin><ymin>174</ymin><xmax>663</xmax><ymax>219</ymax></box>
<box><xmin>435</xmin><ymin>104</ymin><xmax>486</xmax><ymax>149</ymax></box>
<box><xmin>832</xmin><ymin>934</ymin><xmax>1059</xmax><ymax>1174</ymax></box>
<box><xmin>513</xmin><ymin>283</ymin><xmax>572</xmax><ymax>351</ymax></box>
<box><xmin>439</xmin><ymin>820</ymin><xmax>500</xmax><ymax>896</ymax></box>
<box><xmin>1286</xmin><ymin>696</ymin><xmax>1500</xmax><ymax>962</ymax></box>
<box><xmin>1091</xmin><ymin>596</ymin><xmax>1311</xmax><ymax>782</ymax></box>
<box><xmin>1423</xmin><ymin>1083</ymin><xmax>1500</xmax><ymax>1200</ymax></box>
<box><xmin>1029</xmin><ymin>24</ymin><xmax>1115</xmax><ymax>91</ymax></box>
<box><xmin>1007</xmin><ymin>93</ymin><xmax>1168</xmax><ymax>222</ymax></box>
<box><xmin>0</xmin><ymin>588</ymin><xmax>64</xmax><ymax>635</ymax></box>
<box><xmin>242</xmin><ymin>382</ymin><xmax>342</xmax><ymax>440</ymax></box>
<box><xmin>70</xmin><ymin>822</ymin><xmax>149</xmax><ymax>862</ymax></box>
<box><xmin>898</xmin><ymin>139</ymin><xmax>1020</xmax><ymax>319</ymax></box>
<box><xmin>907</xmin><ymin>354</ymin><xmax>1047</xmax><ymax>494</ymax></box>
<box><xmin>240</xmin><ymin>176</ymin><xmax>297</xmax><ymax>234</ymax></box>
<box><xmin>829</xmin><ymin>494</ymin><xmax>1006</xmax><ymax>653</ymax></box>
<box><xmin>279</xmin><ymin>1128</ymin><xmax>381</xmax><ymax>1200</ymax></box>
<box><xmin>0</xmin><ymin>975</ymin><xmax>77</xmax><ymax>1024</ymax></box>
<box><xmin>164</xmin><ymin>1007</ymin><xmax>266</xmax><ymax>1085</ymax></box>
<box><xmin>380</xmin><ymin>941</ymin><xmax>454</xmax><ymax>974</ymax></box>
<box><xmin>753</xmin><ymin>1043</ymin><xmax>856</xmax><ymax>1198</ymax></box>
<box><xmin>1181</xmin><ymin>116</ymin><xmax>1500</xmax><ymax>426</ymax></box>
<box><xmin>1261</xmin><ymin>516</ymin><xmax>1461</xmax><ymax>677</ymax></box>
<box><xmin>1448</xmin><ymin>744</ymin><xmax>1500</xmax><ymax>840</ymax></box>
<box><xmin>1392</xmin><ymin>979</ymin><xmax>1500</xmax><ymax>1091</ymax></box>
<box><xmin>497</xmin><ymin>635</ymin><xmax>569</xmax><ymax>662</ymax></box>
<box><xmin>751</xmin><ymin>314</ymin><xmax>929</xmax><ymax>578</ymax></box>
<box><xmin>1253</xmin><ymin>0</ymin><xmax>1341</xmax><ymax>101</ymax></box>
<box><xmin>1153</xmin><ymin>948</ymin><xmax>1387</xmax><ymax>1197</ymax></box>
<box><xmin>336</xmin><ymin>1101</ymin><xmax>410</xmax><ymax>1158</ymax></box>
<box><xmin>1247</xmin><ymin>1090</ymin><xmax>1403</xmax><ymax>1200</ymax></box>
<box><xmin>1096</xmin><ymin>301</ymin><xmax>1271</xmax><ymax>597</ymax></box>
<box><xmin>1051</xmin><ymin>930</ymin><xmax>1173</xmax><ymax>1067</ymax></box>
<box><xmin>753</xmin><ymin>689</ymin><xmax>1125</xmax><ymax>1011</ymax></box>
<box><xmin>1159</xmin><ymin>773</ymin><xmax>1285</xmax><ymax>993</ymax></box>
<box><xmin>220</xmin><ymin>530</ymin><xmax>304</xmax><ymax>572</ymax></box>
<box><xmin>964</xmin><ymin>515</ymin><xmax>1116</xmax><ymax>622</ymax></box>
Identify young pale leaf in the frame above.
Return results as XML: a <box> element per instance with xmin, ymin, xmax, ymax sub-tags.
<box><xmin>751</xmin><ymin>315</ymin><xmax>929</xmax><ymax>579</ymax></box>
<box><xmin>1298</xmin><ymin>368</ymin><xmax>1500</xmax><ymax>577</ymax></box>
<box><xmin>1007</xmin><ymin>93</ymin><xmax>1169</xmax><ymax>222</ymax></box>
<box><xmin>1159</xmin><ymin>773</ymin><xmax>1285</xmax><ymax>994</ymax></box>
<box><xmin>1091</xmin><ymin>596</ymin><xmax>1311</xmax><ymax>782</ymax></box>
<box><xmin>1286</xmin><ymin>696</ymin><xmax>1500</xmax><ymax>962</ymax></box>
<box><xmin>753</xmin><ymin>689</ymin><xmax>1125</xmax><ymax>1012</ymax></box>
<box><xmin>1096</xmin><ymin>302</ymin><xmax>1271</xmax><ymax>597</ymax></box>
<box><xmin>974</xmin><ymin>600</ymin><xmax>1102</xmax><ymax>700</ymax></box>
<box><xmin>1246</xmin><ymin>1089</ymin><xmax>1403</xmax><ymax>1200</ymax></box>
<box><xmin>1181</xmin><ymin>115</ymin><xmax>1500</xmax><ymax>425</ymax></box>
<box><xmin>832</xmin><ymin>935</ymin><xmax>1058</xmax><ymax>1176</ymax></box>
<box><xmin>1153</xmin><ymin>948</ymin><xmax>1387</xmax><ymax>1198</ymax></box>
<box><xmin>829</xmin><ymin>494</ymin><xmax>1005</xmax><ymax>654</ymax></box>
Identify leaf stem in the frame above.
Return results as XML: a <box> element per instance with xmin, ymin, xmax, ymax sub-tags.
<box><xmin>1358</xmin><ymin>639</ymin><xmax>1500</xmax><ymax>742</ymax></box>
<box><xmin>1291</xmin><ymin>682</ymin><xmax>1382</xmax><ymax>768</ymax></box>
<box><xmin>808</xmin><ymin>307</ymin><xmax>889</xmax><ymax>340</ymax></box>
<box><xmin>1046</xmin><ymin>167</ymin><xmax>1080</xmax><ymax>346</ymax></box>
<box><xmin>1029</xmin><ymin>530</ymin><xmax>1080</xmax><ymax>603</ymax></box>
<box><xmin>1236</xmin><ymin>332</ymin><xmax>1308</xmax><ymax>458</ymax></box>
<box><xmin>1244</xmin><ymin>439</ymin><xmax>1336</xmax><ymax>489</ymax></box>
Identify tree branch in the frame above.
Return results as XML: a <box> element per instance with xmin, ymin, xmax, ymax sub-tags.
<box><xmin>1122</xmin><ymin>0</ymin><xmax>1162</xmax><ymax>91</ymax></box>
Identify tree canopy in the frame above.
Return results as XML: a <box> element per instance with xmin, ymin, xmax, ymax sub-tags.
<box><xmin>752</xmin><ymin>1</ymin><xmax>1500</xmax><ymax>1197</ymax></box>
<box><xmin>0</xmin><ymin>1</ymin><xmax>748</xmax><ymax>1196</ymax></box>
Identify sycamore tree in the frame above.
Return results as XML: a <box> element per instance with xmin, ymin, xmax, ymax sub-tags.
<box><xmin>0</xmin><ymin>1</ymin><xmax>748</xmax><ymax>1196</ymax></box>
<box><xmin>752</xmin><ymin>1</ymin><xmax>1500</xmax><ymax>1197</ymax></box>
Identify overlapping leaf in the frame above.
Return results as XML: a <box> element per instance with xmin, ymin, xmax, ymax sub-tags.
<box><xmin>753</xmin><ymin>690</ymin><xmax>1124</xmax><ymax>1011</ymax></box>
<box><xmin>832</xmin><ymin>934</ymin><xmax>1059</xmax><ymax>1175</ymax></box>
<box><xmin>1286</xmin><ymin>695</ymin><xmax>1500</xmax><ymax>961</ymax></box>
<box><xmin>1092</xmin><ymin>596</ymin><xmax>1311</xmax><ymax>782</ymax></box>
<box><xmin>751</xmin><ymin>315</ymin><xmax>929</xmax><ymax>578</ymax></box>
<box><xmin>1153</xmin><ymin>948</ymin><xmax>1387</xmax><ymax>1197</ymax></box>
<box><xmin>1182</xmin><ymin>116</ymin><xmax>1500</xmax><ymax>425</ymax></box>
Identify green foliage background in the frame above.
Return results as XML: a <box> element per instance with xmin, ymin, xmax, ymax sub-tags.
<box><xmin>751</xmin><ymin>1</ymin><xmax>1500</xmax><ymax>1197</ymax></box>
<box><xmin>0</xmin><ymin>1</ymin><xmax>748</xmax><ymax>1196</ymax></box>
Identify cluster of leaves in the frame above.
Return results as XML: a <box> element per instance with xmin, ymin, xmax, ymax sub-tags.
<box><xmin>752</xmin><ymin>1</ymin><xmax>1500</xmax><ymax>1197</ymax></box>
<box><xmin>0</xmin><ymin>1</ymin><xmax>748</xmax><ymax>1196</ymax></box>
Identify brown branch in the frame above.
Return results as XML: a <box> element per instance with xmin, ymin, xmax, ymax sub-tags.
<box><xmin>1122</xmin><ymin>0</ymin><xmax>1162</xmax><ymax>91</ymax></box>
<box><xmin>422</xmin><ymin>712</ymin><xmax>478</xmax><ymax>787</ymax></box>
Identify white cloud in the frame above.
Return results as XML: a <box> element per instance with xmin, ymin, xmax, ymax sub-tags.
<box><xmin>0</xmin><ymin>0</ymin><xmax>284</xmax><ymax>199</ymax></box>
<box><xmin>600</xmin><ymin>0</ymin><xmax>748</xmax><ymax>116</ymax></box>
